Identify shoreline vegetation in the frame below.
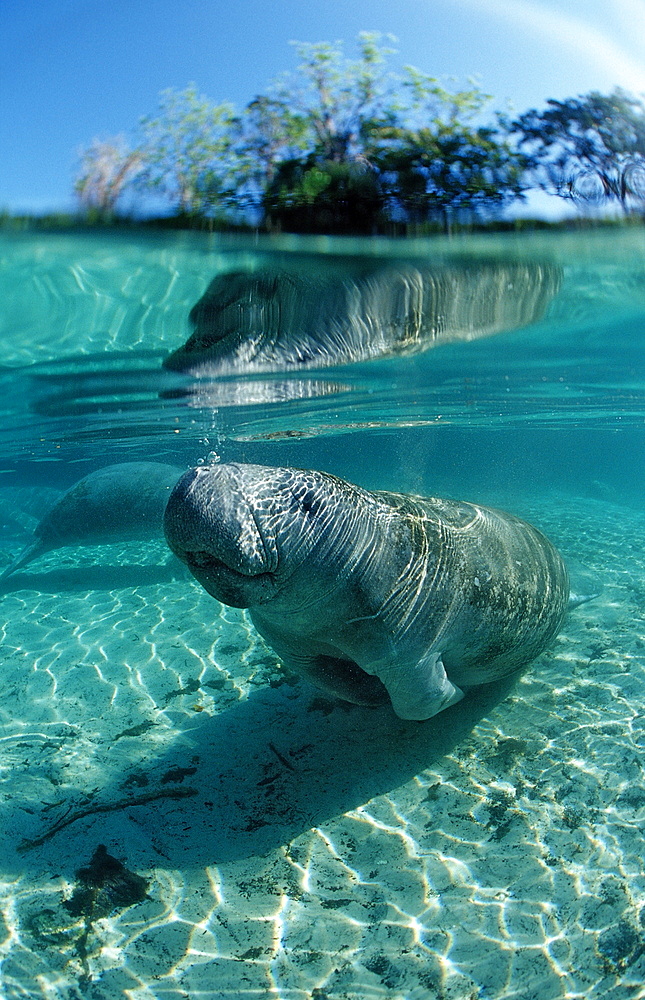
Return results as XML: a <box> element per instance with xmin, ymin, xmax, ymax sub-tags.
<box><xmin>6</xmin><ymin>32</ymin><xmax>645</xmax><ymax>237</ymax></box>
<box><xmin>2</xmin><ymin>210</ymin><xmax>643</xmax><ymax>236</ymax></box>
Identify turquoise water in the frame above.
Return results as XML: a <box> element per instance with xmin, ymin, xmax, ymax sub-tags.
<box><xmin>0</xmin><ymin>227</ymin><xmax>644</xmax><ymax>998</ymax></box>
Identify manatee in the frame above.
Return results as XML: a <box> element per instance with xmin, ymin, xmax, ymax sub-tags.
<box><xmin>1</xmin><ymin>462</ymin><xmax>184</xmax><ymax>581</ymax></box>
<box><xmin>163</xmin><ymin>463</ymin><xmax>570</xmax><ymax>720</ymax></box>
<box><xmin>163</xmin><ymin>258</ymin><xmax>561</xmax><ymax>376</ymax></box>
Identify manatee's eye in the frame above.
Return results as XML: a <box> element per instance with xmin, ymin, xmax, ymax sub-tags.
<box><xmin>287</xmin><ymin>487</ymin><xmax>321</xmax><ymax>523</ymax></box>
<box><xmin>299</xmin><ymin>489</ymin><xmax>319</xmax><ymax>518</ymax></box>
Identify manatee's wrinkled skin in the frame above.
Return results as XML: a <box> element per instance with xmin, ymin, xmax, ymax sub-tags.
<box><xmin>1</xmin><ymin>462</ymin><xmax>184</xmax><ymax>580</ymax></box>
<box><xmin>163</xmin><ymin>259</ymin><xmax>562</xmax><ymax>376</ymax></box>
<box><xmin>164</xmin><ymin>463</ymin><xmax>570</xmax><ymax>720</ymax></box>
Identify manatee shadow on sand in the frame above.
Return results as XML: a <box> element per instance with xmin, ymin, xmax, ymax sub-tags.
<box><xmin>0</xmin><ymin>559</ymin><xmax>186</xmax><ymax>595</ymax></box>
<box><xmin>11</xmin><ymin>669</ymin><xmax>521</xmax><ymax>872</ymax></box>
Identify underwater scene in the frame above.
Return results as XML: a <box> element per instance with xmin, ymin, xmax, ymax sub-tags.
<box><xmin>0</xmin><ymin>227</ymin><xmax>644</xmax><ymax>999</ymax></box>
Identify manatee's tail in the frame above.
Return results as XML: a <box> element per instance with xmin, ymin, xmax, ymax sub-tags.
<box><xmin>0</xmin><ymin>540</ymin><xmax>45</xmax><ymax>582</ymax></box>
<box><xmin>567</xmin><ymin>557</ymin><xmax>602</xmax><ymax>609</ymax></box>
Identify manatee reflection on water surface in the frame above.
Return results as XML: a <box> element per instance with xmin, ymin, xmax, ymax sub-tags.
<box><xmin>164</xmin><ymin>255</ymin><xmax>562</xmax><ymax>377</ymax></box>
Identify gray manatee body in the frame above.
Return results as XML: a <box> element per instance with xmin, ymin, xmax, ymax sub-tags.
<box><xmin>163</xmin><ymin>258</ymin><xmax>561</xmax><ymax>376</ymax></box>
<box><xmin>163</xmin><ymin>463</ymin><xmax>570</xmax><ymax>720</ymax></box>
<box><xmin>1</xmin><ymin>462</ymin><xmax>184</xmax><ymax>581</ymax></box>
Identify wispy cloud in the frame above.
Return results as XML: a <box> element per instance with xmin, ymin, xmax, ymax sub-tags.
<box><xmin>454</xmin><ymin>0</ymin><xmax>645</xmax><ymax>95</ymax></box>
<box><xmin>611</xmin><ymin>0</ymin><xmax>645</xmax><ymax>41</ymax></box>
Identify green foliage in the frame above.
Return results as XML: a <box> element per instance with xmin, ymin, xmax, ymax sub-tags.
<box><xmin>70</xmin><ymin>34</ymin><xmax>645</xmax><ymax>231</ymax></box>
<box><xmin>512</xmin><ymin>89</ymin><xmax>645</xmax><ymax>209</ymax></box>
<box><xmin>75</xmin><ymin>137</ymin><xmax>142</xmax><ymax>216</ymax></box>
<box><xmin>137</xmin><ymin>85</ymin><xmax>238</xmax><ymax>217</ymax></box>
<box><xmin>364</xmin><ymin>65</ymin><xmax>526</xmax><ymax>229</ymax></box>
<box><xmin>234</xmin><ymin>96</ymin><xmax>310</xmax><ymax>216</ymax></box>
<box><xmin>268</xmin><ymin>32</ymin><xmax>398</xmax><ymax>164</ymax></box>
<box><xmin>263</xmin><ymin>158</ymin><xmax>384</xmax><ymax>233</ymax></box>
<box><xmin>399</xmin><ymin>65</ymin><xmax>491</xmax><ymax>127</ymax></box>
<box><xmin>259</xmin><ymin>32</ymin><xmax>520</xmax><ymax>231</ymax></box>
<box><xmin>373</xmin><ymin>121</ymin><xmax>527</xmax><ymax>229</ymax></box>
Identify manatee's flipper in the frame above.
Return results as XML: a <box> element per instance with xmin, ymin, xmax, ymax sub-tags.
<box><xmin>566</xmin><ymin>557</ymin><xmax>602</xmax><ymax>608</ymax></box>
<box><xmin>568</xmin><ymin>591</ymin><xmax>600</xmax><ymax>609</ymax></box>
<box><xmin>383</xmin><ymin>651</ymin><xmax>465</xmax><ymax>721</ymax></box>
<box><xmin>0</xmin><ymin>539</ymin><xmax>46</xmax><ymax>581</ymax></box>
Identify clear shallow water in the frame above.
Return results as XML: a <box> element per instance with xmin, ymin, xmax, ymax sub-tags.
<box><xmin>0</xmin><ymin>228</ymin><xmax>644</xmax><ymax>998</ymax></box>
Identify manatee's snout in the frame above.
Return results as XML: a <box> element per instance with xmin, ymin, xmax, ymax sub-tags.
<box><xmin>163</xmin><ymin>464</ymin><xmax>278</xmax><ymax>607</ymax></box>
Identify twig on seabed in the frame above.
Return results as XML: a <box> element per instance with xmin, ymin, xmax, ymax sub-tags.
<box><xmin>17</xmin><ymin>787</ymin><xmax>199</xmax><ymax>852</ymax></box>
<box><xmin>268</xmin><ymin>741</ymin><xmax>296</xmax><ymax>771</ymax></box>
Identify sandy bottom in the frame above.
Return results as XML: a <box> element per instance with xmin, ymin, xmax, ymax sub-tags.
<box><xmin>0</xmin><ymin>488</ymin><xmax>644</xmax><ymax>1000</ymax></box>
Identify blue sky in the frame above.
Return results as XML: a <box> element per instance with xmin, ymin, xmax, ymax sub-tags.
<box><xmin>2</xmin><ymin>0</ymin><xmax>645</xmax><ymax>214</ymax></box>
